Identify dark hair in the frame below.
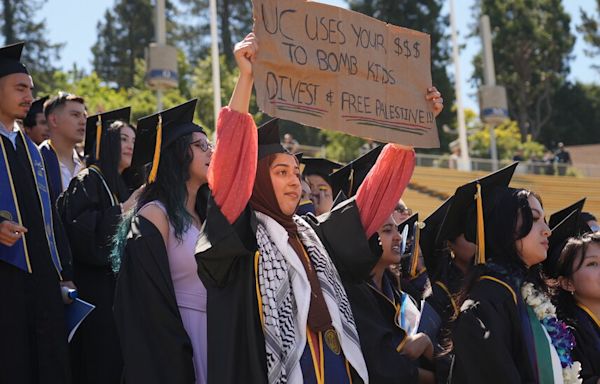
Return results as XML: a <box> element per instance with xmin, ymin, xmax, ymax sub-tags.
<box><xmin>553</xmin><ymin>232</ymin><xmax>600</xmax><ymax>321</ymax></box>
<box><xmin>135</xmin><ymin>132</ymin><xmax>196</xmax><ymax>241</ymax></box>
<box><xmin>458</xmin><ymin>188</ymin><xmax>548</xmax><ymax>306</ymax></box>
<box><xmin>89</xmin><ymin>120</ymin><xmax>133</xmax><ymax>202</ymax></box>
<box><xmin>111</xmin><ymin>132</ymin><xmax>197</xmax><ymax>273</ymax></box>
<box><xmin>23</xmin><ymin>110</ymin><xmax>42</xmax><ymax>129</ymax></box>
<box><xmin>43</xmin><ymin>92</ymin><xmax>85</xmax><ymax>118</ymax></box>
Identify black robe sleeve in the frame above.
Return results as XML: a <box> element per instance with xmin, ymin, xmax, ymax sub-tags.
<box><xmin>571</xmin><ymin>307</ymin><xmax>600</xmax><ymax>384</ymax></box>
<box><xmin>305</xmin><ymin>197</ymin><xmax>378</xmax><ymax>283</ymax></box>
<box><xmin>306</xmin><ymin>198</ymin><xmax>419</xmax><ymax>383</ymax></box>
<box><xmin>57</xmin><ymin>170</ymin><xmax>122</xmax><ymax>267</ymax></box>
<box><xmin>113</xmin><ymin>216</ymin><xmax>195</xmax><ymax>384</ymax></box>
<box><xmin>194</xmin><ymin>195</ymin><xmax>267</xmax><ymax>384</ymax></box>
<box><xmin>451</xmin><ymin>279</ymin><xmax>535</xmax><ymax>384</ymax></box>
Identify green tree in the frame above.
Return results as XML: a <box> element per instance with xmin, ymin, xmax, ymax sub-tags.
<box><xmin>91</xmin><ymin>0</ymin><xmax>157</xmax><ymax>88</ymax></box>
<box><xmin>541</xmin><ymin>81</ymin><xmax>600</xmax><ymax>146</ymax></box>
<box><xmin>0</xmin><ymin>0</ymin><xmax>63</xmax><ymax>93</ymax></box>
<box><xmin>349</xmin><ymin>0</ymin><xmax>456</xmax><ymax>150</ymax></box>
<box><xmin>578</xmin><ymin>0</ymin><xmax>600</xmax><ymax>72</ymax></box>
<box><xmin>176</xmin><ymin>0</ymin><xmax>253</xmax><ymax>67</ymax></box>
<box><xmin>468</xmin><ymin>119</ymin><xmax>545</xmax><ymax>160</ymax></box>
<box><xmin>471</xmin><ymin>0</ymin><xmax>575</xmax><ymax>141</ymax></box>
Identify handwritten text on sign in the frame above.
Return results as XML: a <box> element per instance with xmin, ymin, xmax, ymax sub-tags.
<box><xmin>252</xmin><ymin>0</ymin><xmax>439</xmax><ymax>148</ymax></box>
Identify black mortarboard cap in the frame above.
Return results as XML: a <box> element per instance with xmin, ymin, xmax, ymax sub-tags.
<box><xmin>28</xmin><ymin>96</ymin><xmax>48</xmax><ymax>116</ymax></box>
<box><xmin>436</xmin><ymin>162</ymin><xmax>518</xmax><ymax>264</ymax></box>
<box><xmin>544</xmin><ymin>209</ymin><xmax>581</xmax><ymax>278</ymax></box>
<box><xmin>132</xmin><ymin>99</ymin><xmax>204</xmax><ymax>182</ymax></box>
<box><xmin>0</xmin><ymin>42</ymin><xmax>29</xmax><ymax>78</ymax></box>
<box><xmin>302</xmin><ymin>158</ymin><xmax>342</xmax><ymax>178</ymax></box>
<box><xmin>548</xmin><ymin>198</ymin><xmax>586</xmax><ymax>230</ymax></box>
<box><xmin>258</xmin><ymin>118</ymin><xmax>287</xmax><ymax>160</ymax></box>
<box><xmin>329</xmin><ymin>145</ymin><xmax>384</xmax><ymax>198</ymax></box>
<box><xmin>85</xmin><ymin>106</ymin><xmax>131</xmax><ymax>160</ymax></box>
<box><xmin>419</xmin><ymin>197</ymin><xmax>454</xmax><ymax>274</ymax></box>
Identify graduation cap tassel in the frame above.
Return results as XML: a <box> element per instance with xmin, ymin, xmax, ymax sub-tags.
<box><xmin>148</xmin><ymin>115</ymin><xmax>163</xmax><ymax>183</ymax></box>
<box><xmin>95</xmin><ymin>115</ymin><xmax>102</xmax><ymax>160</ymax></box>
<box><xmin>409</xmin><ymin>222</ymin><xmax>424</xmax><ymax>278</ymax></box>
<box><xmin>475</xmin><ymin>183</ymin><xmax>486</xmax><ymax>265</ymax></box>
<box><xmin>348</xmin><ymin>168</ymin><xmax>355</xmax><ymax>196</ymax></box>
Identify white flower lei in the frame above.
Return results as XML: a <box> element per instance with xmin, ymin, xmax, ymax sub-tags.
<box><xmin>521</xmin><ymin>282</ymin><xmax>582</xmax><ymax>384</ymax></box>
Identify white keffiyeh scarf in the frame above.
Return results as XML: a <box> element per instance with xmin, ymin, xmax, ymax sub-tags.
<box><xmin>254</xmin><ymin>212</ymin><xmax>368</xmax><ymax>384</ymax></box>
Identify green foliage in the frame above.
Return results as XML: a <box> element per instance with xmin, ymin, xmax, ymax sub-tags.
<box><xmin>542</xmin><ymin>81</ymin><xmax>600</xmax><ymax>146</ymax></box>
<box><xmin>0</xmin><ymin>0</ymin><xmax>63</xmax><ymax>93</ymax></box>
<box><xmin>91</xmin><ymin>0</ymin><xmax>158</xmax><ymax>89</ymax></box>
<box><xmin>577</xmin><ymin>0</ymin><xmax>600</xmax><ymax>72</ymax></box>
<box><xmin>473</xmin><ymin>0</ymin><xmax>575</xmax><ymax>141</ymax></box>
<box><xmin>468</xmin><ymin>120</ymin><xmax>545</xmax><ymax>160</ymax></box>
<box><xmin>322</xmin><ymin>131</ymin><xmax>366</xmax><ymax>162</ymax></box>
<box><xmin>175</xmin><ymin>0</ymin><xmax>253</xmax><ymax>68</ymax></box>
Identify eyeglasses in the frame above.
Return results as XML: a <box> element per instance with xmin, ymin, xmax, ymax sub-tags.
<box><xmin>395</xmin><ymin>205</ymin><xmax>412</xmax><ymax>216</ymax></box>
<box><xmin>191</xmin><ymin>138</ymin><xmax>214</xmax><ymax>152</ymax></box>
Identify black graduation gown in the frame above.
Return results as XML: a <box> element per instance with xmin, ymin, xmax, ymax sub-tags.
<box><xmin>426</xmin><ymin>259</ymin><xmax>463</xmax><ymax>331</ymax></box>
<box><xmin>113</xmin><ymin>215</ymin><xmax>196</xmax><ymax>384</ymax></box>
<box><xmin>451</xmin><ymin>274</ymin><xmax>536</xmax><ymax>384</ymax></box>
<box><xmin>194</xmin><ymin>196</ymin><xmax>267</xmax><ymax>384</ymax></box>
<box><xmin>56</xmin><ymin>168</ymin><xmax>124</xmax><ymax>383</ymax></box>
<box><xmin>571</xmin><ymin>306</ymin><xmax>600</xmax><ymax>384</ymax></box>
<box><xmin>0</xmin><ymin>134</ymin><xmax>72</xmax><ymax>384</ymax></box>
<box><xmin>305</xmin><ymin>198</ymin><xmax>420</xmax><ymax>384</ymax></box>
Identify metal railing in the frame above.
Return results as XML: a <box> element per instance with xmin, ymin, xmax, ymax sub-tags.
<box><xmin>414</xmin><ymin>153</ymin><xmax>600</xmax><ymax>177</ymax></box>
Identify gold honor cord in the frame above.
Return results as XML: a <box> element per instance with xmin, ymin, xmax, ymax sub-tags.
<box><xmin>347</xmin><ymin>168</ymin><xmax>354</xmax><ymax>196</ymax></box>
<box><xmin>475</xmin><ymin>183</ymin><xmax>486</xmax><ymax>265</ymax></box>
<box><xmin>148</xmin><ymin>114</ymin><xmax>163</xmax><ymax>183</ymax></box>
<box><xmin>409</xmin><ymin>221</ymin><xmax>424</xmax><ymax>278</ymax></box>
<box><xmin>95</xmin><ymin>115</ymin><xmax>102</xmax><ymax>160</ymax></box>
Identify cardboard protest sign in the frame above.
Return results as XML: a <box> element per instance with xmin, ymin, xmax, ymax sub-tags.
<box><xmin>252</xmin><ymin>0</ymin><xmax>440</xmax><ymax>148</ymax></box>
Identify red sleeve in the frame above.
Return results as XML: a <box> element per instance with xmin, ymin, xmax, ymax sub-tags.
<box><xmin>207</xmin><ymin>107</ymin><xmax>257</xmax><ymax>224</ymax></box>
<box><xmin>355</xmin><ymin>144</ymin><xmax>416</xmax><ymax>238</ymax></box>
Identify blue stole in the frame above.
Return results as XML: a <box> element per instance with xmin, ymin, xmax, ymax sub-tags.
<box><xmin>0</xmin><ymin>129</ymin><xmax>63</xmax><ymax>277</ymax></box>
<box><xmin>39</xmin><ymin>140</ymin><xmax>63</xmax><ymax>204</ymax></box>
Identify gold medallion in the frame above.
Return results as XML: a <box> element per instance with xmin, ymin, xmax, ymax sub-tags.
<box><xmin>0</xmin><ymin>210</ymin><xmax>13</xmax><ymax>221</ymax></box>
<box><xmin>324</xmin><ymin>329</ymin><xmax>341</xmax><ymax>355</ymax></box>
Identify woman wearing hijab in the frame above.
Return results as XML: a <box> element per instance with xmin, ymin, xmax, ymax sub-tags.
<box><xmin>57</xmin><ymin>107</ymin><xmax>138</xmax><ymax>384</ymax></box>
<box><xmin>195</xmin><ymin>31</ymin><xmax>445</xmax><ymax>383</ymax></box>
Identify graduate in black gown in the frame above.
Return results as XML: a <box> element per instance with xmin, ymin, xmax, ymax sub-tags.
<box><xmin>450</xmin><ymin>169</ymin><xmax>582</xmax><ymax>383</ymax></box>
<box><xmin>554</xmin><ymin>231</ymin><xmax>600</xmax><ymax>384</ymax></box>
<box><xmin>112</xmin><ymin>99</ymin><xmax>212</xmax><ymax>384</ymax></box>
<box><xmin>57</xmin><ymin>107</ymin><xmax>138</xmax><ymax>383</ymax></box>
<box><xmin>0</xmin><ymin>42</ymin><xmax>73</xmax><ymax>384</ymax></box>
<box><xmin>301</xmin><ymin>157</ymin><xmax>342</xmax><ymax>215</ymax></box>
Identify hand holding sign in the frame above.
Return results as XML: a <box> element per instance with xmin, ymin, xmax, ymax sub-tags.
<box><xmin>253</xmin><ymin>0</ymin><xmax>440</xmax><ymax>148</ymax></box>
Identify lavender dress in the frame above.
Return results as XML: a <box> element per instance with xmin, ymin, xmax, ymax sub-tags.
<box><xmin>145</xmin><ymin>201</ymin><xmax>207</xmax><ymax>383</ymax></box>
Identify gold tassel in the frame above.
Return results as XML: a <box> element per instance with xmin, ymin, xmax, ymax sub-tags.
<box><xmin>348</xmin><ymin>168</ymin><xmax>355</xmax><ymax>196</ymax></box>
<box><xmin>95</xmin><ymin>115</ymin><xmax>102</xmax><ymax>160</ymax></box>
<box><xmin>409</xmin><ymin>221</ymin><xmax>424</xmax><ymax>278</ymax></box>
<box><xmin>148</xmin><ymin>114</ymin><xmax>162</xmax><ymax>183</ymax></box>
<box><xmin>475</xmin><ymin>183</ymin><xmax>486</xmax><ymax>264</ymax></box>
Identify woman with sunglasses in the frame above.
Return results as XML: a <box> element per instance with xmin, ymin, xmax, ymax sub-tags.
<box><xmin>554</xmin><ymin>232</ymin><xmax>600</xmax><ymax>384</ymax></box>
<box><xmin>57</xmin><ymin>108</ymin><xmax>138</xmax><ymax>384</ymax></box>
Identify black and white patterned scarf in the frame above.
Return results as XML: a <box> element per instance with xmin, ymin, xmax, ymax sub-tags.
<box><xmin>255</xmin><ymin>212</ymin><xmax>368</xmax><ymax>384</ymax></box>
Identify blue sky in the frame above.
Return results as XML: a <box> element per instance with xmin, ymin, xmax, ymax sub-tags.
<box><xmin>40</xmin><ymin>0</ymin><xmax>598</xmax><ymax>112</ymax></box>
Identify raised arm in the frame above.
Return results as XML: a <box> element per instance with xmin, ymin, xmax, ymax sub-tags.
<box><xmin>208</xmin><ymin>33</ymin><xmax>258</xmax><ymax>223</ymax></box>
<box><xmin>355</xmin><ymin>86</ymin><xmax>443</xmax><ymax>238</ymax></box>
<box><xmin>355</xmin><ymin>144</ymin><xmax>416</xmax><ymax>238</ymax></box>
